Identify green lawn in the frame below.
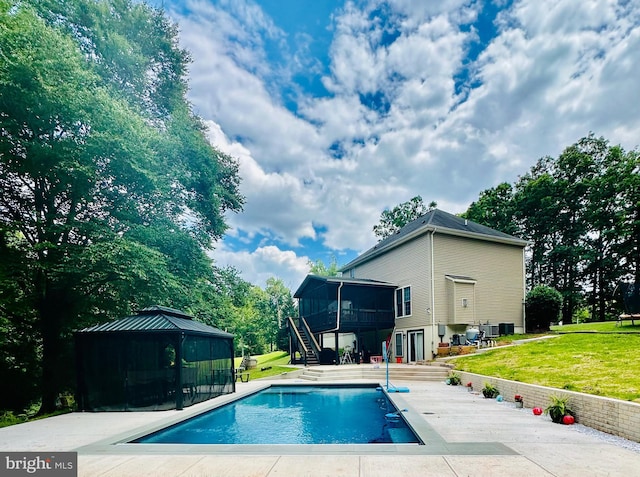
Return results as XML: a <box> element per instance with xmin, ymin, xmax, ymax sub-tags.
<box><xmin>451</xmin><ymin>328</ymin><xmax>640</xmax><ymax>402</ymax></box>
<box><xmin>551</xmin><ymin>321</ymin><xmax>640</xmax><ymax>333</ymax></box>
<box><xmin>234</xmin><ymin>351</ymin><xmax>298</xmax><ymax>380</ymax></box>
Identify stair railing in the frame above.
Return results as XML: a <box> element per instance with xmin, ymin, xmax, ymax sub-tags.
<box><xmin>300</xmin><ymin>317</ymin><xmax>321</xmax><ymax>363</ymax></box>
<box><xmin>287</xmin><ymin>316</ymin><xmax>309</xmax><ymax>366</ymax></box>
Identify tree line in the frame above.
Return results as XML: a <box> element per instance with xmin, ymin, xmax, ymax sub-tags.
<box><xmin>462</xmin><ymin>135</ymin><xmax>639</xmax><ymax>324</ymax></box>
<box><xmin>0</xmin><ymin>0</ymin><xmax>297</xmax><ymax>415</ymax></box>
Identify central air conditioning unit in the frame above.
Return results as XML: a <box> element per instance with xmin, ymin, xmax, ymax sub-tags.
<box><xmin>479</xmin><ymin>324</ymin><xmax>499</xmax><ymax>338</ymax></box>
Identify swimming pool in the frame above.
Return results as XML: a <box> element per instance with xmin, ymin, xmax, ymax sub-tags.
<box><xmin>132</xmin><ymin>384</ymin><xmax>421</xmax><ymax>445</ymax></box>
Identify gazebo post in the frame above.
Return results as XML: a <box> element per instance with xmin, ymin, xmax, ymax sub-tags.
<box><xmin>176</xmin><ymin>332</ymin><xmax>184</xmax><ymax>410</ymax></box>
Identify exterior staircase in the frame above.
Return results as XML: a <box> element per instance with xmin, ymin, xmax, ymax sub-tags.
<box><xmin>297</xmin><ymin>330</ymin><xmax>319</xmax><ymax>366</ymax></box>
<box><xmin>287</xmin><ymin>316</ymin><xmax>321</xmax><ymax>366</ymax></box>
<box><xmin>296</xmin><ymin>363</ymin><xmax>451</xmax><ymax>382</ymax></box>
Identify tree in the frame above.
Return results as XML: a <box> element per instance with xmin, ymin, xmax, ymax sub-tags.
<box><xmin>0</xmin><ymin>1</ymin><xmax>243</xmax><ymax>413</ymax></box>
<box><xmin>308</xmin><ymin>256</ymin><xmax>340</xmax><ymax>276</ymax></box>
<box><xmin>373</xmin><ymin>196</ymin><xmax>436</xmax><ymax>240</ymax></box>
<box><xmin>525</xmin><ymin>285</ymin><xmax>563</xmax><ymax>332</ymax></box>
<box><xmin>462</xmin><ymin>183</ymin><xmax>518</xmax><ymax>235</ymax></box>
<box><xmin>264</xmin><ymin>277</ymin><xmax>296</xmax><ymax>350</ymax></box>
<box><xmin>513</xmin><ymin>158</ymin><xmax>563</xmax><ymax>288</ymax></box>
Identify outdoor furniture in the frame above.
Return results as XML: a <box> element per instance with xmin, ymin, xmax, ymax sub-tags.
<box><xmin>235</xmin><ymin>369</ymin><xmax>250</xmax><ymax>382</ymax></box>
<box><xmin>617</xmin><ymin>314</ymin><xmax>639</xmax><ymax>326</ymax></box>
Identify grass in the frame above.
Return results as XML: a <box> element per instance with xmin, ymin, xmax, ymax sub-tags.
<box><xmin>451</xmin><ymin>327</ymin><xmax>640</xmax><ymax>402</ymax></box>
<box><xmin>0</xmin><ymin>407</ymin><xmax>72</xmax><ymax>429</ymax></box>
<box><xmin>550</xmin><ymin>321</ymin><xmax>640</xmax><ymax>333</ymax></box>
<box><xmin>234</xmin><ymin>351</ymin><xmax>298</xmax><ymax>380</ymax></box>
<box><xmin>493</xmin><ymin>332</ymin><xmax>547</xmax><ymax>345</ymax></box>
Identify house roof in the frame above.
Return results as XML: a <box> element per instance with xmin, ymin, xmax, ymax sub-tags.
<box><xmin>341</xmin><ymin>208</ymin><xmax>528</xmax><ymax>271</ymax></box>
<box><xmin>294</xmin><ymin>275</ymin><xmax>396</xmax><ymax>298</ymax></box>
<box><xmin>77</xmin><ymin>305</ymin><xmax>233</xmax><ymax>338</ymax></box>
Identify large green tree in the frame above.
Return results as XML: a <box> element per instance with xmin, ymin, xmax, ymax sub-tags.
<box><xmin>373</xmin><ymin>196</ymin><xmax>436</xmax><ymax>240</ymax></box>
<box><xmin>465</xmin><ymin>135</ymin><xmax>638</xmax><ymax>323</ymax></box>
<box><xmin>0</xmin><ymin>0</ymin><xmax>243</xmax><ymax>413</ymax></box>
<box><xmin>264</xmin><ymin>277</ymin><xmax>296</xmax><ymax>351</ymax></box>
<box><xmin>462</xmin><ymin>183</ymin><xmax>519</xmax><ymax>235</ymax></box>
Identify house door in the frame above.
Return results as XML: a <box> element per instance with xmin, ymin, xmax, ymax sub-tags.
<box><xmin>408</xmin><ymin>330</ymin><xmax>424</xmax><ymax>362</ymax></box>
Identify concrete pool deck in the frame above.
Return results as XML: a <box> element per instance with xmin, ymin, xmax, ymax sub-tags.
<box><xmin>1</xmin><ymin>376</ymin><xmax>639</xmax><ymax>476</ymax></box>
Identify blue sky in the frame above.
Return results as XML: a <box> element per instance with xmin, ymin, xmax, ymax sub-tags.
<box><xmin>151</xmin><ymin>0</ymin><xmax>640</xmax><ymax>290</ymax></box>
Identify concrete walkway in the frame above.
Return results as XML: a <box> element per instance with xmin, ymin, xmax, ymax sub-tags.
<box><xmin>1</xmin><ymin>376</ymin><xmax>638</xmax><ymax>476</ymax></box>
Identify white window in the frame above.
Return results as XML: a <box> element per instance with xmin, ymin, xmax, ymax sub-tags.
<box><xmin>395</xmin><ymin>332</ymin><xmax>403</xmax><ymax>357</ymax></box>
<box><xmin>395</xmin><ymin>286</ymin><xmax>411</xmax><ymax>317</ymax></box>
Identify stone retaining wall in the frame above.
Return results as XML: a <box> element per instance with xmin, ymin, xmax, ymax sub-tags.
<box><xmin>457</xmin><ymin>371</ymin><xmax>640</xmax><ymax>443</ymax></box>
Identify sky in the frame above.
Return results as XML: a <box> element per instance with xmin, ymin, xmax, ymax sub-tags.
<box><xmin>151</xmin><ymin>0</ymin><xmax>640</xmax><ymax>291</ymax></box>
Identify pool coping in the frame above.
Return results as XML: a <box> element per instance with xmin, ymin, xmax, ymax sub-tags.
<box><xmin>75</xmin><ymin>381</ymin><xmax>516</xmax><ymax>456</ymax></box>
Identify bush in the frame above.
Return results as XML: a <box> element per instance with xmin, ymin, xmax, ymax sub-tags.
<box><xmin>545</xmin><ymin>395</ymin><xmax>575</xmax><ymax>423</ymax></box>
<box><xmin>526</xmin><ymin>285</ymin><xmax>563</xmax><ymax>332</ymax></box>
<box><xmin>482</xmin><ymin>382</ymin><xmax>500</xmax><ymax>398</ymax></box>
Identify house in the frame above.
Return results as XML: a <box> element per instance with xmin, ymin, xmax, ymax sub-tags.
<box><xmin>292</xmin><ymin>209</ymin><xmax>527</xmax><ymax>364</ymax></box>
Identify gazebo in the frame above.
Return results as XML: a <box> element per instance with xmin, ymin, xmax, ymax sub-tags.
<box><xmin>75</xmin><ymin>306</ymin><xmax>235</xmax><ymax>411</ymax></box>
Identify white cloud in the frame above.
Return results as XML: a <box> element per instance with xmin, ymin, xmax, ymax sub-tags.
<box><xmin>209</xmin><ymin>243</ymin><xmax>310</xmax><ymax>290</ymax></box>
<box><xmin>166</xmin><ymin>0</ymin><xmax>640</xmax><ymax>289</ymax></box>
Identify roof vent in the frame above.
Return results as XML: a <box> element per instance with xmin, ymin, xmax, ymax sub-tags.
<box><xmin>464</xmin><ymin>219</ymin><xmax>468</xmax><ymax>226</ymax></box>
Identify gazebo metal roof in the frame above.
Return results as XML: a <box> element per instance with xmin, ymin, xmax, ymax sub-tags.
<box><xmin>78</xmin><ymin>305</ymin><xmax>232</xmax><ymax>338</ymax></box>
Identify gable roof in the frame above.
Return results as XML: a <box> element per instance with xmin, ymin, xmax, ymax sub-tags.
<box><xmin>341</xmin><ymin>209</ymin><xmax>527</xmax><ymax>270</ymax></box>
<box><xmin>77</xmin><ymin>305</ymin><xmax>233</xmax><ymax>338</ymax></box>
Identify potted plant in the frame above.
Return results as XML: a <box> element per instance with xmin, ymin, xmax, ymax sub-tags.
<box><xmin>514</xmin><ymin>394</ymin><xmax>524</xmax><ymax>408</ymax></box>
<box><xmin>482</xmin><ymin>382</ymin><xmax>499</xmax><ymax>398</ymax></box>
<box><xmin>545</xmin><ymin>395</ymin><xmax>575</xmax><ymax>424</ymax></box>
<box><xmin>466</xmin><ymin>382</ymin><xmax>473</xmax><ymax>392</ymax></box>
<box><xmin>448</xmin><ymin>372</ymin><xmax>461</xmax><ymax>385</ymax></box>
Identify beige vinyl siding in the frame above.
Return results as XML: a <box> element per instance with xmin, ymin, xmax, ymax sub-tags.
<box><xmin>433</xmin><ymin>234</ymin><xmax>524</xmax><ymax>327</ymax></box>
<box><xmin>446</xmin><ymin>280</ymin><xmax>475</xmax><ymax>324</ymax></box>
<box><xmin>349</xmin><ymin>233</ymin><xmax>432</xmax><ymax>330</ymax></box>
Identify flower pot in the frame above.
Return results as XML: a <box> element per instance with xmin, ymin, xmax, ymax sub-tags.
<box><xmin>467</xmin><ymin>387</ymin><xmax>473</xmax><ymax>392</ymax></box>
<box><xmin>396</xmin><ymin>357</ymin><xmax>403</xmax><ymax>363</ymax></box>
<box><xmin>515</xmin><ymin>401</ymin><xmax>523</xmax><ymax>408</ymax></box>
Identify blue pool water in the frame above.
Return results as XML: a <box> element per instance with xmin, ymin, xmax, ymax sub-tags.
<box><xmin>133</xmin><ymin>385</ymin><xmax>420</xmax><ymax>444</ymax></box>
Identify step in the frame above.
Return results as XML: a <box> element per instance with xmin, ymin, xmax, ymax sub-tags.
<box><xmin>297</xmin><ymin>365</ymin><xmax>450</xmax><ymax>382</ymax></box>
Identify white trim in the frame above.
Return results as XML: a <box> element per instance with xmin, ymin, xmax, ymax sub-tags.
<box><xmin>445</xmin><ymin>275</ymin><xmax>477</xmax><ymax>284</ymax></box>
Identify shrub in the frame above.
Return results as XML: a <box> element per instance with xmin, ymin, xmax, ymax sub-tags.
<box><xmin>545</xmin><ymin>395</ymin><xmax>575</xmax><ymax>424</ymax></box>
<box><xmin>448</xmin><ymin>372</ymin><xmax>461</xmax><ymax>385</ymax></box>
<box><xmin>526</xmin><ymin>285</ymin><xmax>562</xmax><ymax>332</ymax></box>
<box><xmin>482</xmin><ymin>382</ymin><xmax>499</xmax><ymax>398</ymax></box>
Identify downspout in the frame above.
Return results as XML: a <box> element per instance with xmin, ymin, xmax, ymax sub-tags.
<box><xmin>430</xmin><ymin>229</ymin><xmax>437</xmax><ymax>359</ymax></box>
<box><xmin>522</xmin><ymin>247</ymin><xmax>527</xmax><ymax>333</ymax></box>
<box><xmin>330</xmin><ymin>281</ymin><xmax>344</xmax><ymax>365</ymax></box>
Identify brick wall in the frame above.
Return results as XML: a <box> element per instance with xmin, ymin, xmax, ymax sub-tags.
<box><xmin>457</xmin><ymin>371</ymin><xmax>640</xmax><ymax>443</ymax></box>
